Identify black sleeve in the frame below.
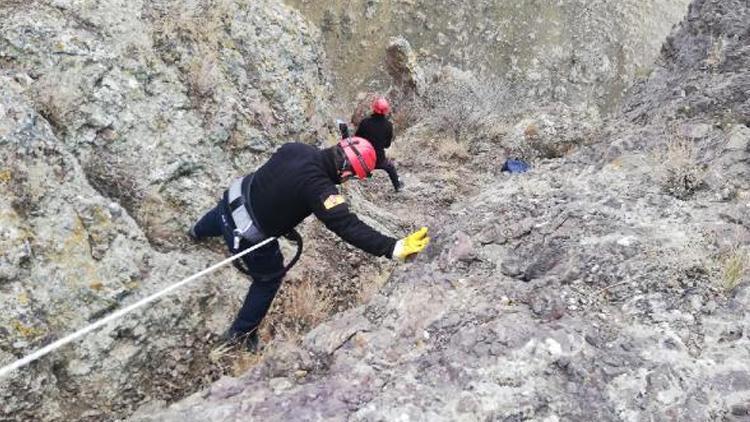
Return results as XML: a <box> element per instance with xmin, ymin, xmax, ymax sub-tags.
<box><xmin>384</xmin><ymin>120</ymin><xmax>393</xmax><ymax>148</ymax></box>
<box><xmin>304</xmin><ymin>179</ymin><xmax>397</xmax><ymax>258</ymax></box>
<box><xmin>354</xmin><ymin>121</ymin><xmax>365</xmax><ymax>138</ymax></box>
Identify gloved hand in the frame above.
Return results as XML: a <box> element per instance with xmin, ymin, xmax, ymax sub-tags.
<box><xmin>392</xmin><ymin>227</ymin><xmax>430</xmax><ymax>260</ymax></box>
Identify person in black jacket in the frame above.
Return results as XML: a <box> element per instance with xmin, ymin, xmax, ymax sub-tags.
<box><xmin>355</xmin><ymin>97</ymin><xmax>403</xmax><ymax>191</ymax></box>
<box><xmin>189</xmin><ymin>137</ymin><xmax>429</xmax><ymax>352</ymax></box>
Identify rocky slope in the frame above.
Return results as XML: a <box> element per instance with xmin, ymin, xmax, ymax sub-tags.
<box><xmin>1</xmin><ymin>0</ymin><xmax>748</xmax><ymax>421</ymax></box>
<box><xmin>285</xmin><ymin>0</ymin><xmax>691</xmax><ymax>112</ymax></box>
<box><xmin>134</xmin><ymin>0</ymin><xmax>750</xmax><ymax>420</ymax></box>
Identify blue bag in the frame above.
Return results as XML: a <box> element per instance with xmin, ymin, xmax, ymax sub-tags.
<box><xmin>501</xmin><ymin>159</ymin><xmax>531</xmax><ymax>173</ymax></box>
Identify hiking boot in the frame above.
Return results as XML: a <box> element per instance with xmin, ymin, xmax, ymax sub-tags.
<box><xmin>221</xmin><ymin>329</ymin><xmax>261</xmax><ymax>354</ymax></box>
<box><xmin>394</xmin><ymin>181</ymin><xmax>404</xmax><ymax>192</ymax></box>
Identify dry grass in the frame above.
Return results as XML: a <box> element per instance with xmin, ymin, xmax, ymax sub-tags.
<box><xmin>269</xmin><ymin>276</ymin><xmax>333</xmax><ymax>339</ymax></box>
<box><xmin>436</xmin><ymin>136</ymin><xmax>470</xmax><ymax>161</ymax></box>
<box><xmin>721</xmin><ymin>246</ymin><xmax>748</xmax><ymax>292</ymax></box>
<box><xmin>83</xmin><ymin>151</ymin><xmax>145</xmax><ymax>212</ymax></box>
<box><xmin>208</xmin><ymin>341</ymin><xmax>264</xmax><ymax>376</ymax></box>
<box><xmin>0</xmin><ymin>169</ymin><xmax>12</xmax><ymax>184</ymax></box>
<box><xmin>658</xmin><ymin>134</ymin><xmax>705</xmax><ymax>199</ymax></box>
<box><xmin>357</xmin><ymin>268</ymin><xmax>393</xmax><ymax>304</ymax></box>
<box><xmin>285</xmin><ymin>277</ymin><xmax>333</xmax><ymax>332</ymax></box>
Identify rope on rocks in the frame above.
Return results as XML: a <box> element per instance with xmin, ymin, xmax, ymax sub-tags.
<box><xmin>0</xmin><ymin>237</ymin><xmax>277</xmax><ymax>379</ymax></box>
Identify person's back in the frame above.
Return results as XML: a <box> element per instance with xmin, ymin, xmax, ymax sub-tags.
<box><xmin>355</xmin><ymin>114</ymin><xmax>393</xmax><ymax>163</ymax></box>
<box><xmin>249</xmin><ymin>142</ymin><xmax>334</xmax><ymax>236</ymax></box>
<box><xmin>250</xmin><ymin>141</ymin><xmax>396</xmax><ymax>257</ymax></box>
<box><xmin>354</xmin><ymin>97</ymin><xmax>402</xmax><ymax>191</ymax></box>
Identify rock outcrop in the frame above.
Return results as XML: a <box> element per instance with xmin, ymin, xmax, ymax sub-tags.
<box><xmin>285</xmin><ymin>0</ymin><xmax>692</xmax><ymax>112</ymax></box>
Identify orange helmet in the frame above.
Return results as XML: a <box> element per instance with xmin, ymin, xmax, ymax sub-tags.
<box><xmin>339</xmin><ymin>136</ymin><xmax>376</xmax><ymax>179</ymax></box>
<box><xmin>372</xmin><ymin>97</ymin><xmax>390</xmax><ymax>115</ymax></box>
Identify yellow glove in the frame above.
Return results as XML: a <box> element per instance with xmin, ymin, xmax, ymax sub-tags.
<box><xmin>392</xmin><ymin>227</ymin><xmax>430</xmax><ymax>260</ymax></box>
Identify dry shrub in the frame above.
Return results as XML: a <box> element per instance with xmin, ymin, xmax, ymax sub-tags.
<box><xmin>271</xmin><ymin>277</ymin><xmax>333</xmax><ymax>338</ymax></box>
<box><xmin>705</xmin><ymin>36</ymin><xmax>726</xmax><ymax>69</ymax></box>
<box><xmin>659</xmin><ymin>135</ymin><xmax>705</xmax><ymax>199</ymax></box>
<box><xmin>501</xmin><ymin>103</ymin><xmax>599</xmax><ymax>162</ymax></box>
<box><xmin>186</xmin><ymin>51</ymin><xmax>222</xmax><ymax>99</ymax></box>
<box><xmin>436</xmin><ymin>137</ymin><xmax>470</xmax><ymax>161</ymax></box>
<box><xmin>524</xmin><ymin>124</ymin><xmax>539</xmax><ymax>139</ymax></box>
<box><xmin>83</xmin><ymin>151</ymin><xmax>145</xmax><ymax>212</ymax></box>
<box><xmin>390</xmin><ymin>96</ymin><xmax>424</xmax><ymax>130</ymax></box>
<box><xmin>33</xmin><ymin>72</ymin><xmax>82</xmax><ymax>131</ymax></box>
<box><xmin>721</xmin><ymin>246</ymin><xmax>748</xmax><ymax>292</ymax></box>
<box><xmin>415</xmin><ymin>66</ymin><xmax>517</xmax><ymax>145</ymax></box>
<box><xmin>350</xmin><ymin>92</ymin><xmax>379</xmax><ymax>127</ymax></box>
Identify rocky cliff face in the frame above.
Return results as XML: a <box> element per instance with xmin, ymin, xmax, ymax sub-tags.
<box><xmin>134</xmin><ymin>0</ymin><xmax>750</xmax><ymax>420</ymax></box>
<box><xmin>2</xmin><ymin>0</ymin><xmax>749</xmax><ymax>421</ymax></box>
<box><xmin>285</xmin><ymin>0</ymin><xmax>691</xmax><ymax>112</ymax></box>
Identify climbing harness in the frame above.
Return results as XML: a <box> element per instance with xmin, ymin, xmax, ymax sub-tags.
<box><xmin>231</xmin><ymin>229</ymin><xmax>303</xmax><ymax>280</ymax></box>
<box><xmin>226</xmin><ymin>173</ymin><xmax>304</xmax><ymax>280</ymax></box>
<box><xmin>228</xmin><ymin>174</ymin><xmax>265</xmax><ymax>250</ymax></box>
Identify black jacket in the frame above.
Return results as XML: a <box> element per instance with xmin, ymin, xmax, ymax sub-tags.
<box><xmin>244</xmin><ymin>142</ymin><xmax>397</xmax><ymax>258</ymax></box>
<box><xmin>355</xmin><ymin>114</ymin><xmax>393</xmax><ymax>164</ymax></box>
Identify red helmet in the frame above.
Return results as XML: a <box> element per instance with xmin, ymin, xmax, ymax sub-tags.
<box><xmin>339</xmin><ymin>136</ymin><xmax>376</xmax><ymax>180</ymax></box>
<box><xmin>372</xmin><ymin>97</ymin><xmax>390</xmax><ymax>115</ymax></box>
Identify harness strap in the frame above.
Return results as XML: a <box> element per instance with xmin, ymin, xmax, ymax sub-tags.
<box><xmin>228</xmin><ymin>176</ymin><xmax>255</xmax><ymax>249</ymax></box>
<box><xmin>232</xmin><ymin>229</ymin><xmax>303</xmax><ymax>280</ymax></box>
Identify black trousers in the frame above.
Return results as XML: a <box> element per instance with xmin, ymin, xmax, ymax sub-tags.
<box><xmin>377</xmin><ymin>159</ymin><xmax>401</xmax><ymax>190</ymax></box>
<box><xmin>192</xmin><ymin>196</ymin><xmax>284</xmax><ymax>336</ymax></box>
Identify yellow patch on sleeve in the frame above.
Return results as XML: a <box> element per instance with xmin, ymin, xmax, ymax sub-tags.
<box><xmin>323</xmin><ymin>194</ymin><xmax>346</xmax><ymax>210</ymax></box>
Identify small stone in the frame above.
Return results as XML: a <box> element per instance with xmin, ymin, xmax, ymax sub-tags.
<box><xmin>680</xmin><ymin>123</ymin><xmax>711</xmax><ymax>140</ymax></box>
<box><xmin>725</xmin><ymin>125</ymin><xmax>750</xmax><ymax>150</ymax></box>
<box><xmin>269</xmin><ymin>378</ymin><xmax>293</xmax><ymax>394</ymax></box>
<box><xmin>13</xmin><ymin>73</ymin><xmax>33</xmax><ymax>87</ymax></box>
<box><xmin>730</xmin><ymin>403</ymin><xmax>749</xmax><ymax>416</ymax></box>
<box><xmin>107</xmin><ymin>202</ymin><xmax>122</xmax><ymax>218</ymax></box>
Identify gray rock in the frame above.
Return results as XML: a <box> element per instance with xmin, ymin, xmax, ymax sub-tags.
<box><xmin>4</xmin><ymin>1</ymin><xmax>750</xmax><ymax>421</ymax></box>
<box><xmin>287</xmin><ymin>0</ymin><xmax>691</xmax><ymax>112</ymax></box>
<box><xmin>385</xmin><ymin>36</ymin><xmax>425</xmax><ymax>97</ymax></box>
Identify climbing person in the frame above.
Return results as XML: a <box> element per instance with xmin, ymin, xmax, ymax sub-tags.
<box><xmin>355</xmin><ymin>96</ymin><xmax>403</xmax><ymax>192</ymax></box>
<box><xmin>188</xmin><ymin>136</ymin><xmax>430</xmax><ymax>352</ymax></box>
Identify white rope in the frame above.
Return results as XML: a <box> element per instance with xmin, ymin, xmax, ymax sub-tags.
<box><xmin>0</xmin><ymin>236</ymin><xmax>277</xmax><ymax>379</ymax></box>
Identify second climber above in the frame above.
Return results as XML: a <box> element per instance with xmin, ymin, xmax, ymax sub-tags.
<box><xmin>355</xmin><ymin>97</ymin><xmax>403</xmax><ymax>192</ymax></box>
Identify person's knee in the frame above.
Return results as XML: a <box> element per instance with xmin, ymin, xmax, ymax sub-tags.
<box><xmin>250</xmin><ymin>272</ymin><xmax>284</xmax><ymax>287</ymax></box>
